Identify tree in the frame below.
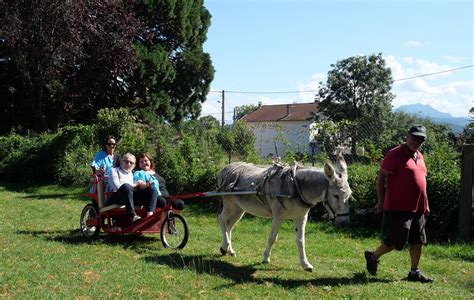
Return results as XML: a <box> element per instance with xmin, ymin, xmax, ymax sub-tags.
<box><xmin>0</xmin><ymin>0</ymin><xmax>214</xmax><ymax>133</ymax></box>
<box><xmin>129</xmin><ymin>0</ymin><xmax>214</xmax><ymax>126</ymax></box>
<box><xmin>233</xmin><ymin>103</ymin><xmax>260</xmax><ymax>122</ymax></box>
<box><xmin>462</xmin><ymin>106</ymin><xmax>474</xmax><ymax>144</ymax></box>
<box><xmin>318</xmin><ymin>53</ymin><xmax>394</xmax><ymax>154</ymax></box>
<box><xmin>0</xmin><ymin>0</ymin><xmax>141</xmax><ymax>132</ymax></box>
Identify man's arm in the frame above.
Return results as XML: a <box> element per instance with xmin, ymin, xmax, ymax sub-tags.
<box><xmin>375</xmin><ymin>169</ymin><xmax>388</xmax><ymax>213</ymax></box>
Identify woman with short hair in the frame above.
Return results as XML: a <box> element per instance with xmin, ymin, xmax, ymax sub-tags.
<box><xmin>107</xmin><ymin>153</ymin><xmax>143</xmax><ymax>223</ymax></box>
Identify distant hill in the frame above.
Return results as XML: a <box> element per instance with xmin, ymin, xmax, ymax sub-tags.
<box><xmin>394</xmin><ymin>103</ymin><xmax>470</xmax><ymax>134</ymax></box>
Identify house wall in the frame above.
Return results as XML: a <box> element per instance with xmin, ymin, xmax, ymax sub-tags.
<box><xmin>245</xmin><ymin>121</ymin><xmax>312</xmax><ymax>158</ymax></box>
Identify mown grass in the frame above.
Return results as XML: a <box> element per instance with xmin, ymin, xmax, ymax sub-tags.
<box><xmin>0</xmin><ymin>183</ymin><xmax>473</xmax><ymax>298</ymax></box>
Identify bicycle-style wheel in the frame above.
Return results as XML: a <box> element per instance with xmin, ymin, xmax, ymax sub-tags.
<box><xmin>160</xmin><ymin>212</ymin><xmax>189</xmax><ymax>249</ymax></box>
<box><xmin>80</xmin><ymin>203</ymin><xmax>100</xmax><ymax>239</ymax></box>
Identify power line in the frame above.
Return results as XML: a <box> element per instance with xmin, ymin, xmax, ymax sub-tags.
<box><xmin>202</xmin><ymin>111</ymin><xmax>234</xmax><ymax>115</ymax></box>
<box><xmin>393</xmin><ymin>64</ymin><xmax>473</xmax><ymax>82</ymax></box>
<box><xmin>209</xmin><ymin>64</ymin><xmax>473</xmax><ymax>94</ymax></box>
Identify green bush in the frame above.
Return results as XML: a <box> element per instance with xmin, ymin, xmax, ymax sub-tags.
<box><xmin>346</xmin><ymin>163</ymin><xmax>379</xmax><ymax>226</ymax></box>
<box><xmin>154</xmin><ymin>121</ymin><xmax>223</xmax><ymax>196</ymax></box>
<box><xmin>424</xmin><ymin>141</ymin><xmax>461</xmax><ymax>240</ymax></box>
<box><xmin>55</xmin><ymin>125</ymin><xmax>97</xmax><ymax>186</ymax></box>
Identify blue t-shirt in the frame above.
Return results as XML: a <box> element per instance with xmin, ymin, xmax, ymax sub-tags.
<box><xmin>91</xmin><ymin>150</ymin><xmax>114</xmax><ymax>176</ymax></box>
<box><xmin>133</xmin><ymin>170</ymin><xmax>162</xmax><ymax>196</ymax></box>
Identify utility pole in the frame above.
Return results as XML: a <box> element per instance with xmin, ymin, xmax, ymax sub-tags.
<box><xmin>221</xmin><ymin>89</ymin><xmax>225</xmax><ymax>128</ymax></box>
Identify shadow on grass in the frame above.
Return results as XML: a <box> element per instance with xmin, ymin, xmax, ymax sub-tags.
<box><xmin>20</xmin><ymin>193</ymin><xmax>80</xmax><ymax>200</ymax></box>
<box><xmin>144</xmin><ymin>253</ymin><xmax>391</xmax><ymax>289</ymax></box>
<box><xmin>0</xmin><ymin>180</ymin><xmax>86</xmax><ymax>202</ymax></box>
<box><xmin>15</xmin><ymin>229</ymin><xmax>163</xmax><ymax>252</ymax></box>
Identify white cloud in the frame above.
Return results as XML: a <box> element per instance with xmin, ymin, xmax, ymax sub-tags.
<box><xmin>297</xmin><ymin>72</ymin><xmax>325</xmax><ymax>102</ymax></box>
<box><xmin>390</xmin><ymin>56</ymin><xmax>473</xmax><ymax>117</ymax></box>
<box><xmin>444</xmin><ymin>56</ymin><xmax>465</xmax><ymax>63</ymax></box>
<box><xmin>404</xmin><ymin>40</ymin><xmax>428</xmax><ymax>47</ymax></box>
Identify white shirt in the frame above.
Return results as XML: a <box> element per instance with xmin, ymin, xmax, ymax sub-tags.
<box><xmin>108</xmin><ymin>167</ymin><xmax>134</xmax><ymax>192</ymax></box>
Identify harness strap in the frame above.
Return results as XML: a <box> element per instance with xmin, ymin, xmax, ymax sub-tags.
<box><xmin>322</xmin><ymin>190</ymin><xmax>350</xmax><ymax>218</ymax></box>
<box><xmin>292</xmin><ymin>163</ymin><xmax>314</xmax><ymax>208</ymax></box>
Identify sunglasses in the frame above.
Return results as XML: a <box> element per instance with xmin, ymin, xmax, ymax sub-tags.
<box><xmin>410</xmin><ymin>135</ymin><xmax>426</xmax><ymax>143</ymax></box>
<box><xmin>107</xmin><ymin>143</ymin><xmax>116</xmax><ymax>147</ymax></box>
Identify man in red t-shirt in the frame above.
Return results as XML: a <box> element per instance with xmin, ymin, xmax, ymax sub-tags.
<box><xmin>364</xmin><ymin>124</ymin><xmax>433</xmax><ymax>283</ymax></box>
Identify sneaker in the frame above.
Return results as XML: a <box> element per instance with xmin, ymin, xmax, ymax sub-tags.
<box><xmin>407</xmin><ymin>272</ymin><xmax>433</xmax><ymax>283</ymax></box>
<box><xmin>131</xmin><ymin>215</ymin><xmax>142</xmax><ymax>223</ymax></box>
<box><xmin>364</xmin><ymin>250</ymin><xmax>379</xmax><ymax>275</ymax></box>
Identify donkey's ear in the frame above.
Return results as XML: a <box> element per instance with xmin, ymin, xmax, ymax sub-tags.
<box><xmin>336</xmin><ymin>153</ymin><xmax>347</xmax><ymax>174</ymax></box>
<box><xmin>324</xmin><ymin>162</ymin><xmax>336</xmax><ymax>181</ymax></box>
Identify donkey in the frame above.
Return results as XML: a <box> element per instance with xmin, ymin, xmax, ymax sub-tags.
<box><xmin>217</xmin><ymin>154</ymin><xmax>351</xmax><ymax>272</ymax></box>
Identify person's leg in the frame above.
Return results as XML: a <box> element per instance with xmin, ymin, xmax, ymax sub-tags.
<box><xmin>409</xmin><ymin>243</ymin><xmax>422</xmax><ymax>269</ymax></box>
<box><xmin>365</xmin><ymin>211</ymin><xmax>408</xmax><ymax>275</ymax></box>
<box><xmin>374</xmin><ymin>243</ymin><xmax>395</xmax><ymax>259</ymax></box>
<box><xmin>406</xmin><ymin>213</ymin><xmax>432</xmax><ymax>282</ymax></box>
<box><xmin>156</xmin><ymin>195</ymin><xmax>167</xmax><ymax>209</ymax></box>
<box><xmin>146</xmin><ymin>186</ymin><xmax>158</xmax><ymax>216</ymax></box>
<box><xmin>115</xmin><ymin>184</ymin><xmax>136</xmax><ymax>218</ymax></box>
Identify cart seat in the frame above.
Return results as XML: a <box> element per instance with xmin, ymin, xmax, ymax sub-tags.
<box><xmin>100</xmin><ymin>204</ymin><xmax>124</xmax><ymax>213</ymax></box>
<box><xmin>100</xmin><ymin>204</ymin><xmax>144</xmax><ymax>213</ymax></box>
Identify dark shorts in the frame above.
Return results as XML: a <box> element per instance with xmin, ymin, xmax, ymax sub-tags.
<box><xmin>382</xmin><ymin>211</ymin><xmax>427</xmax><ymax>250</ymax></box>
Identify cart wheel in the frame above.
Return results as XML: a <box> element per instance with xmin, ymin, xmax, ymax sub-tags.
<box><xmin>160</xmin><ymin>212</ymin><xmax>189</xmax><ymax>249</ymax></box>
<box><xmin>80</xmin><ymin>203</ymin><xmax>100</xmax><ymax>239</ymax></box>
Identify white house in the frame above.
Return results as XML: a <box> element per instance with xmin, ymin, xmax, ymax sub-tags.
<box><xmin>240</xmin><ymin>102</ymin><xmax>320</xmax><ymax>158</ymax></box>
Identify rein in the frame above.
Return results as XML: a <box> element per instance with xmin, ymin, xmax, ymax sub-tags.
<box><xmin>322</xmin><ymin>192</ymin><xmax>350</xmax><ymax>218</ymax></box>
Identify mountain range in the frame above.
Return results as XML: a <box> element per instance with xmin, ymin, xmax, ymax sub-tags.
<box><xmin>394</xmin><ymin>103</ymin><xmax>471</xmax><ymax>134</ymax></box>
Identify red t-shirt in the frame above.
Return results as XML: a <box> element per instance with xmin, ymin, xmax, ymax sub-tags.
<box><xmin>381</xmin><ymin>144</ymin><xmax>429</xmax><ymax>213</ymax></box>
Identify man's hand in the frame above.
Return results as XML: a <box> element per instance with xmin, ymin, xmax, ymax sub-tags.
<box><xmin>97</xmin><ymin>168</ymin><xmax>105</xmax><ymax>176</ymax></box>
<box><xmin>375</xmin><ymin>201</ymin><xmax>384</xmax><ymax>214</ymax></box>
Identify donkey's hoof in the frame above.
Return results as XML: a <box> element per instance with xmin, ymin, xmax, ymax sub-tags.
<box><xmin>220</xmin><ymin>247</ymin><xmax>227</xmax><ymax>256</ymax></box>
<box><xmin>230</xmin><ymin>252</ymin><xmax>236</xmax><ymax>257</ymax></box>
<box><xmin>305</xmin><ymin>267</ymin><xmax>313</xmax><ymax>272</ymax></box>
<box><xmin>261</xmin><ymin>260</ymin><xmax>269</xmax><ymax>264</ymax></box>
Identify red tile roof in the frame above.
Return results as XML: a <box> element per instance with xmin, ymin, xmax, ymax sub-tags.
<box><xmin>241</xmin><ymin>102</ymin><xmax>320</xmax><ymax>122</ymax></box>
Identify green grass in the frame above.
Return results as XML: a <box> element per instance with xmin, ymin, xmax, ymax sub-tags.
<box><xmin>0</xmin><ymin>183</ymin><xmax>473</xmax><ymax>298</ymax></box>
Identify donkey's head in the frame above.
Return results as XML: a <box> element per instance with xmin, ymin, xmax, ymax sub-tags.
<box><xmin>323</xmin><ymin>154</ymin><xmax>352</xmax><ymax>227</ymax></box>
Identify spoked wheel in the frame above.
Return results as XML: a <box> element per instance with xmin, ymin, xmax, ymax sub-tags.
<box><xmin>80</xmin><ymin>203</ymin><xmax>100</xmax><ymax>239</ymax></box>
<box><xmin>160</xmin><ymin>212</ymin><xmax>189</xmax><ymax>249</ymax></box>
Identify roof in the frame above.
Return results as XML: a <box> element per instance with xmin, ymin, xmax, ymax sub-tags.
<box><xmin>240</xmin><ymin>102</ymin><xmax>320</xmax><ymax>122</ymax></box>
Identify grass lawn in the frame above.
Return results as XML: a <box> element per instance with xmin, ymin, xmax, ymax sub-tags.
<box><xmin>0</xmin><ymin>183</ymin><xmax>473</xmax><ymax>298</ymax></box>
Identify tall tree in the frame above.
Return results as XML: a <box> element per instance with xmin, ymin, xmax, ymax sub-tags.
<box><xmin>318</xmin><ymin>53</ymin><xmax>394</xmax><ymax>153</ymax></box>
<box><xmin>0</xmin><ymin>0</ymin><xmax>214</xmax><ymax>133</ymax></box>
<box><xmin>0</xmin><ymin>0</ymin><xmax>140</xmax><ymax>132</ymax></box>
<box><xmin>130</xmin><ymin>0</ymin><xmax>215</xmax><ymax>125</ymax></box>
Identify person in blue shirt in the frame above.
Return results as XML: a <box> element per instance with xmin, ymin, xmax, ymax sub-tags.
<box><xmin>134</xmin><ymin>153</ymin><xmax>184</xmax><ymax>215</ymax></box>
<box><xmin>91</xmin><ymin>135</ymin><xmax>119</xmax><ymax>176</ymax></box>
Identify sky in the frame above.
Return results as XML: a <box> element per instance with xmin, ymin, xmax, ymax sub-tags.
<box><xmin>201</xmin><ymin>0</ymin><xmax>473</xmax><ymax>124</ymax></box>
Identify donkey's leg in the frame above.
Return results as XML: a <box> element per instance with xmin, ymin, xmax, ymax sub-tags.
<box><xmin>294</xmin><ymin>213</ymin><xmax>313</xmax><ymax>272</ymax></box>
<box><xmin>262</xmin><ymin>215</ymin><xmax>284</xmax><ymax>264</ymax></box>
<box><xmin>219</xmin><ymin>198</ymin><xmax>245</xmax><ymax>256</ymax></box>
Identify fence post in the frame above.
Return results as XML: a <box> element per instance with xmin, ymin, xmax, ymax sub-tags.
<box><xmin>458</xmin><ymin>144</ymin><xmax>474</xmax><ymax>241</ymax></box>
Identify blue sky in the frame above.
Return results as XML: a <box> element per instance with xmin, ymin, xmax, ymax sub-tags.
<box><xmin>202</xmin><ymin>0</ymin><xmax>473</xmax><ymax>123</ymax></box>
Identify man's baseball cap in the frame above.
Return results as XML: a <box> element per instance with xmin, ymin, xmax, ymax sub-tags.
<box><xmin>409</xmin><ymin>124</ymin><xmax>427</xmax><ymax>139</ymax></box>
